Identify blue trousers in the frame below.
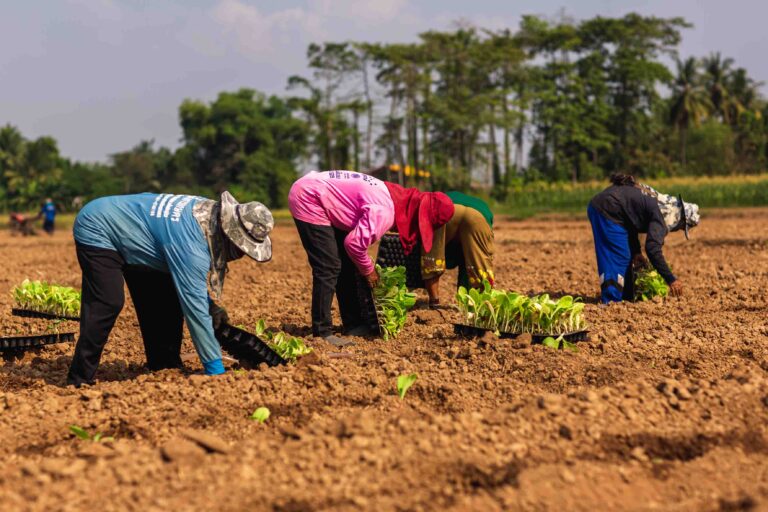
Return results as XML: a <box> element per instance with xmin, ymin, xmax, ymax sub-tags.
<box><xmin>587</xmin><ymin>204</ymin><xmax>634</xmax><ymax>303</ymax></box>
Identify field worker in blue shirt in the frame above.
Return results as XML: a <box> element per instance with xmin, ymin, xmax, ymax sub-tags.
<box><xmin>35</xmin><ymin>197</ymin><xmax>56</xmax><ymax>234</ymax></box>
<box><xmin>67</xmin><ymin>191</ymin><xmax>274</xmax><ymax>387</ymax></box>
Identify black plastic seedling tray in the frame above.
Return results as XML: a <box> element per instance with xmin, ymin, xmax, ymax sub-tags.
<box><xmin>0</xmin><ymin>332</ymin><xmax>76</xmax><ymax>351</ymax></box>
<box><xmin>214</xmin><ymin>323</ymin><xmax>287</xmax><ymax>367</ymax></box>
<box><xmin>12</xmin><ymin>308</ymin><xmax>80</xmax><ymax>322</ymax></box>
<box><xmin>376</xmin><ymin>234</ymin><xmax>424</xmax><ymax>289</ymax></box>
<box><xmin>355</xmin><ymin>274</ymin><xmax>384</xmax><ymax>336</ymax></box>
<box><xmin>453</xmin><ymin>323</ymin><xmax>590</xmax><ymax>345</ymax></box>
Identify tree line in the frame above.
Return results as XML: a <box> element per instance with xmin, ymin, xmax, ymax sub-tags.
<box><xmin>1</xmin><ymin>12</ymin><xmax>765</xmax><ymax>210</ymax></box>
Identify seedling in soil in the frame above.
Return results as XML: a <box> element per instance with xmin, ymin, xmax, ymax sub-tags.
<box><xmin>397</xmin><ymin>373</ymin><xmax>418</xmax><ymax>400</ymax></box>
<box><xmin>455</xmin><ymin>280</ymin><xmax>586</xmax><ymax>336</ymax></box>
<box><xmin>634</xmin><ymin>268</ymin><xmax>669</xmax><ymax>301</ymax></box>
<box><xmin>12</xmin><ymin>279</ymin><xmax>81</xmax><ymax>318</ymax></box>
<box><xmin>250</xmin><ymin>407</ymin><xmax>270</xmax><ymax>423</ymax></box>
<box><xmin>253</xmin><ymin>320</ymin><xmax>312</xmax><ymax>362</ymax></box>
<box><xmin>373</xmin><ymin>265</ymin><xmax>416</xmax><ymax>340</ymax></box>
<box><xmin>542</xmin><ymin>335</ymin><xmax>579</xmax><ymax>352</ymax></box>
<box><xmin>69</xmin><ymin>425</ymin><xmax>114</xmax><ymax>443</ymax></box>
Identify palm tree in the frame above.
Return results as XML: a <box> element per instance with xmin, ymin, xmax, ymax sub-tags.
<box><xmin>669</xmin><ymin>57</ymin><xmax>711</xmax><ymax>170</ymax></box>
<box><xmin>726</xmin><ymin>67</ymin><xmax>763</xmax><ymax>120</ymax></box>
<box><xmin>702</xmin><ymin>52</ymin><xmax>735</xmax><ymax>123</ymax></box>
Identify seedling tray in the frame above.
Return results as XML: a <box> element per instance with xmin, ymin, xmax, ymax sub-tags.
<box><xmin>376</xmin><ymin>234</ymin><xmax>424</xmax><ymax>289</ymax></box>
<box><xmin>355</xmin><ymin>274</ymin><xmax>384</xmax><ymax>336</ymax></box>
<box><xmin>0</xmin><ymin>332</ymin><xmax>76</xmax><ymax>351</ymax></box>
<box><xmin>214</xmin><ymin>323</ymin><xmax>287</xmax><ymax>367</ymax></box>
<box><xmin>12</xmin><ymin>308</ymin><xmax>80</xmax><ymax>321</ymax></box>
<box><xmin>453</xmin><ymin>323</ymin><xmax>590</xmax><ymax>344</ymax></box>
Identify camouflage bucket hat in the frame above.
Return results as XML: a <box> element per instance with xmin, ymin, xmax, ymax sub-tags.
<box><xmin>638</xmin><ymin>184</ymin><xmax>700</xmax><ymax>240</ymax></box>
<box><xmin>220</xmin><ymin>191</ymin><xmax>274</xmax><ymax>262</ymax></box>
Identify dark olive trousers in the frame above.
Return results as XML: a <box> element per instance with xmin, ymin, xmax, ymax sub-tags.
<box><xmin>67</xmin><ymin>244</ymin><xmax>184</xmax><ymax>387</ymax></box>
<box><xmin>293</xmin><ymin>219</ymin><xmax>363</xmax><ymax>337</ymax></box>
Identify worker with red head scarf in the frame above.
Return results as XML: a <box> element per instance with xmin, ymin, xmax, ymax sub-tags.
<box><xmin>389</xmin><ymin>188</ymin><xmax>495</xmax><ymax>309</ymax></box>
<box><xmin>385</xmin><ymin>184</ymin><xmax>495</xmax><ymax>308</ymax></box>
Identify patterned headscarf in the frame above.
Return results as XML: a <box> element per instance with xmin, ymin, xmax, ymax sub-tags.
<box><xmin>192</xmin><ymin>199</ymin><xmax>229</xmax><ymax>299</ymax></box>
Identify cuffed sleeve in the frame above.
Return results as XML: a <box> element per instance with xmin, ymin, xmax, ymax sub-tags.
<box><xmin>646</xmin><ymin>219</ymin><xmax>675</xmax><ymax>284</ymax></box>
<box><xmin>344</xmin><ymin>205</ymin><xmax>394</xmax><ymax>275</ymax></box>
<box><xmin>162</xmin><ymin>244</ymin><xmax>224</xmax><ymax>367</ymax></box>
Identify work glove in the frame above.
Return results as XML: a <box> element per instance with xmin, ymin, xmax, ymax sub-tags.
<box><xmin>209</xmin><ymin>301</ymin><xmax>229</xmax><ymax>330</ymax></box>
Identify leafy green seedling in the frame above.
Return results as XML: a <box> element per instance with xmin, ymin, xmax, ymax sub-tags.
<box><xmin>634</xmin><ymin>268</ymin><xmax>670</xmax><ymax>301</ymax></box>
<box><xmin>253</xmin><ymin>320</ymin><xmax>313</xmax><ymax>362</ymax></box>
<box><xmin>562</xmin><ymin>340</ymin><xmax>579</xmax><ymax>353</ymax></box>
<box><xmin>12</xmin><ymin>279</ymin><xmax>82</xmax><ymax>317</ymax></box>
<box><xmin>397</xmin><ymin>373</ymin><xmax>418</xmax><ymax>400</ymax></box>
<box><xmin>250</xmin><ymin>407</ymin><xmax>270</xmax><ymax>423</ymax></box>
<box><xmin>69</xmin><ymin>425</ymin><xmax>114</xmax><ymax>442</ymax></box>
<box><xmin>542</xmin><ymin>336</ymin><xmax>559</xmax><ymax>349</ymax></box>
<box><xmin>254</xmin><ymin>319</ymin><xmax>267</xmax><ymax>336</ymax></box>
<box><xmin>373</xmin><ymin>265</ymin><xmax>417</xmax><ymax>340</ymax></box>
<box><xmin>455</xmin><ymin>281</ymin><xmax>587</xmax><ymax>336</ymax></box>
<box><xmin>69</xmin><ymin>425</ymin><xmax>90</xmax><ymax>440</ymax></box>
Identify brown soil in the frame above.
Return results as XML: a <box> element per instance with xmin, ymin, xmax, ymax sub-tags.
<box><xmin>1</xmin><ymin>211</ymin><xmax>767</xmax><ymax>512</ymax></box>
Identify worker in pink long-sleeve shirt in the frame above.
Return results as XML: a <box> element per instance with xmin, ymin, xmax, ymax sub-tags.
<box><xmin>288</xmin><ymin>171</ymin><xmax>394</xmax><ymax>347</ymax></box>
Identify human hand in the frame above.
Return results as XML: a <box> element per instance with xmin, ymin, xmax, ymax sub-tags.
<box><xmin>632</xmin><ymin>253</ymin><xmax>649</xmax><ymax>270</ymax></box>
<box><xmin>364</xmin><ymin>269</ymin><xmax>380</xmax><ymax>288</ymax></box>
<box><xmin>669</xmin><ymin>279</ymin><xmax>684</xmax><ymax>297</ymax></box>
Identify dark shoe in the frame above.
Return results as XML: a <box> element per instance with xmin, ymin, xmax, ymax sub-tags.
<box><xmin>344</xmin><ymin>325</ymin><xmax>373</xmax><ymax>337</ymax></box>
<box><xmin>322</xmin><ymin>335</ymin><xmax>356</xmax><ymax>348</ymax></box>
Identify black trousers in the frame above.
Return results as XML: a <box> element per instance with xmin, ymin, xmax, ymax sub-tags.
<box><xmin>293</xmin><ymin>219</ymin><xmax>363</xmax><ymax>337</ymax></box>
<box><xmin>67</xmin><ymin>244</ymin><xmax>184</xmax><ymax>386</ymax></box>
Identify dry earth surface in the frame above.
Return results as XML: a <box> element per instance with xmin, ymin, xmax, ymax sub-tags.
<box><xmin>0</xmin><ymin>209</ymin><xmax>767</xmax><ymax>512</ymax></box>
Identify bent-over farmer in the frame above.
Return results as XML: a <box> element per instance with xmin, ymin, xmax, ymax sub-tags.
<box><xmin>288</xmin><ymin>170</ymin><xmax>395</xmax><ymax>347</ymax></box>
<box><xmin>421</xmin><ymin>191</ymin><xmax>494</xmax><ymax>308</ymax></box>
<box><xmin>67</xmin><ymin>192</ymin><xmax>274</xmax><ymax>386</ymax></box>
<box><xmin>587</xmin><ymin>173</ymin><xmax>700</xmax><ymax>303</ymax></box>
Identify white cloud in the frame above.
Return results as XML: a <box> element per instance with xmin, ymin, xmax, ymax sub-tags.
<box><xmin>308</xmin><ymin>0</ymin><xmax>411</xmax><ymax>22</ymax></box>
<box><xmin>212</xmin><ymin>0</ymin><xmax>327</xmax><ymax>62</ymax></box>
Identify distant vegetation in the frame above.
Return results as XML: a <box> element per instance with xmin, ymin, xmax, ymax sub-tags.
<box><xmin>1</xmin><ymin>12</ymin><xmax>766</xmax><ymax>212</ymax></box>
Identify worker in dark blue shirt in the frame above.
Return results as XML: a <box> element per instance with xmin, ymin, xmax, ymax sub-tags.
<box><xmin>587</xmin><ymin>174</ymin><xmax>700</xmax><ymax>303</ymax></box>
<box><xmin>36</xmin><ymin>198</ymin><xmax>56</xmax><ymax>234</ymax></box>
<box><xmin>67</xmin><ymin>191</ymin><xmax>273</xmax><ymax>387</ymax></box>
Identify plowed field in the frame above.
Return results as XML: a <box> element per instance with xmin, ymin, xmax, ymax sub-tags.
<box><xmin>1</xmin><ymin>209</ymin><xmax>767</xmax><ymax>512</ymax></box>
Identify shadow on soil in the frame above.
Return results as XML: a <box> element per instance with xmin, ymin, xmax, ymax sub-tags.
<box><xmin>0</xmin><ymin>355</ymin><xmax>150</xmax><ymax>389</ymax></box>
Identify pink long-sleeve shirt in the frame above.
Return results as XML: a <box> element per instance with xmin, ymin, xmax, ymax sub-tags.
<box><xmin>288</xmin><ymin>171</ymin><xmax>394</xmax><ymax>275</ymax></box>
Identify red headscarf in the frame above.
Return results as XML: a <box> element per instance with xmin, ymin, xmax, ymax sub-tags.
<box><xmin>385</xmin><ymin>182</ymin><xmax>454</xmax><ymax>254</ymax></box>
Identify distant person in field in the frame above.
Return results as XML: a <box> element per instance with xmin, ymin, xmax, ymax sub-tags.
<box><xmin>67</xmin><ymin>192</ymin><xmax>274</xmax><ymax>387</ymax></box>
<box><xmin>386</xmin><ymin>184</ymin><xmax>495</xmax><ymax>309</ymax></box>
<box><xmin>288</xmin><ymin>170</ymin><xmax>397</xmax><ymax>347</ymax></box>
<box><xmin>587</xmin><ymin>173</ymin><xmax>700</xmax><ymax>304</ymax></box>
<box><xmin>35</xmin><ymin>197</ymin><xmax>56</xmax><ymax>235</ymax></box>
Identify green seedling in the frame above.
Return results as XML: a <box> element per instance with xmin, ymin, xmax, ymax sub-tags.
<box><xmin>12</xmin><ymin>279</ymin><xmax>81</xmax><ymax>317</ymax></box>
<box><xmin>250</xmin><ymin>407</ymin><xmax>270</xmax><ymax>423</ymax></box>
<box><xmin>69</xmin><ymin>425</ymin><xmax>114</xmax><ymax>443</ymax></box>
<box><xmin>456</xmin><ymin>280</ymin><xmax>587</xmax><ymax>335</ymax></box>
<box><xmin>541</xmin><ymin>335</ymin><xmax>579</xmax><ymax>352</ymax></box>
<box><xmin>253</xmin><ymin>320</ymin><xmax>313</xmax><ymax>362</ymax></box>
<box><xmin>397</xmin><ymin>373</ymin><xmax>418</xmax><ymax>400</ymax></box>
<box><xmin>542</xmin><ymin>336</ymin><xmax>559</xmax><ymax>349</ymax></box>
<box><xmin>634</xmin><ymin>268</ymin><xmax>669</xmax><ymax>301</ymax></box>
<box><xmin>373</xmin><ymin>265</ymin><xmax>417</xmax><ymax>340</ymax></box>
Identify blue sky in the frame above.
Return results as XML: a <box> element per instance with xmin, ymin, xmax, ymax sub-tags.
<box><xmin>1</xmin><ymin>0</ymin><xmax>766</xmax><ymax>162</ymax></box>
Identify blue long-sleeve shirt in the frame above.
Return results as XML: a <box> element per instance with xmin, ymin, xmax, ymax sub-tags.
<box><xmin>73</xmin><ymin>193</ymin><xmax>224</xmax><ymax>375</ymax></box>
<box><xmin>41</xmin><ymin>201</ymin><xmax>56</xmax><ymax>222</ymax></box>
